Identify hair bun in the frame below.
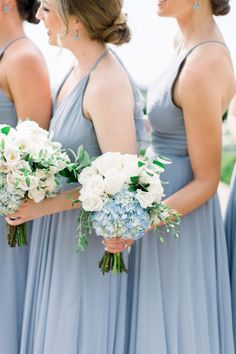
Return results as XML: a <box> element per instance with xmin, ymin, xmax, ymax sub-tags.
<box><xmin>211</xmin><ymin>0</ymin><xmax>230</xmax><ymax>16</ymax></box>
<box><xmin>16</xmin><ymin>0</ymin><xmax>40</xmax><ymax>24</ymax></box>
<box><xmin>101</xmin><ymin>12</ymin><xmax>131</xmax><ymax>46</ymax></box>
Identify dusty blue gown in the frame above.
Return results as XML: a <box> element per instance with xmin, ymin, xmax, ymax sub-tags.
<box><xmin>0</xmin><ymin>38</ymin><xmax>29</xmax><ymax>354</ymax></box>
<box><xmin>20</xmin><ymin>48</ymin><xmax>146</xmax><ymax>354</ymax></box>
<box><xmin>126</xmin><ymin>41</ymin><xmax>235</xmax><ymax>354</ymax></box>
<box><xmin>225</xmin><ymin>165</ymin><xmax>236</xmax><ymax>351</ymax></box>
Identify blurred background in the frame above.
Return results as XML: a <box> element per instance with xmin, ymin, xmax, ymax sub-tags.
<box><xmin>25</xmin><ymin>0</ymin><xmax>236</xmax><ymax>88</ymax></box>
<box><xmin>24</xmin><ymin>0</ymin><xmax>236</xmax><ymax>211</ymax></box>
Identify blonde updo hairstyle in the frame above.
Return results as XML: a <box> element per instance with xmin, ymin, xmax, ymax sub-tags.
<box><xmin>52</xmin><ymin>0</ymin><xmax>131</xmax><ymax>45</ymax></box>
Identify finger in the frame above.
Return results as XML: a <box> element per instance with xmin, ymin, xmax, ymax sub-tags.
<box><xmin>104</xmin><ymin>242</ymin><xmax>130</xmax><ymax>253</ymax></box>
<box><xmin>6</xmin><ymin>212</ymin><xmax>20</xmax><ymax>219</ymax></box>
<box><xmin>5</xmin><ymin>217</ymin><xmax>24</xmax><ymax>226</ymax></box>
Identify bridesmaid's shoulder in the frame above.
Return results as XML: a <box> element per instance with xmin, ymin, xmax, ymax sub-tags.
<box><xmin>179</xmin><ymin>43</ymin><xmax>234</xmax><ymax>95</ymax></box>
<box><xmin>6</xmin><ymin>39</ymin><xmax>46</xmax><ymax>76</ymax></box>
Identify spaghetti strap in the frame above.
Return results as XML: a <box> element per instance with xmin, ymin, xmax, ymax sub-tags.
<box><xmin>0</xmin><ymin>36</ymin><xmax>27</xmax><ymax>60</ymax></box>
<box><xmin>171</xmin><ymin>39</ymin><xmax>230</xmax><ymax>98</ymax></box>
<box><xmin>88</xmin><ymin>47</ymin><xmax>109</xmax><ymax>73</ymax></box>
<box><xmin>186</xmin><ymin>40</ymin><xmax>229</xmax><ymax>57</ymax></box>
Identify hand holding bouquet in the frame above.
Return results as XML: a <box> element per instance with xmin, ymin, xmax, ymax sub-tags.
<box><xmin>0</xmin><ymin>121</ymin><xmax>71</xmax><ymax>247</ymax></box>
<box><xmin>75</xmin><ymin>147</ymin><xmax>180</xmax><ymax>274</ymax></box>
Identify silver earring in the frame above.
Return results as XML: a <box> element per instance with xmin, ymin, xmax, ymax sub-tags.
<box><xmin>193</xmin><ymin>0</ymin><xmax>200</xmax><ymax>10</ymax></box>
<box><xmin>2</xmin><ymin>4</ymin><xmax>9</xmax><ymax>13</ymax></box>
<box><xmin>72</xmin><ymin>32</ymin><xmax>80</xmax><ymax>41</ymax></box>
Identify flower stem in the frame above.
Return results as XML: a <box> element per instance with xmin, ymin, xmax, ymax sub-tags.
<box><xmin>98</xmin><ymin>251</ymin><xmax>127</xmax><ymax>275</ymax></box>
<box><xmin>7</xmin><ymin>224</ymin><xmax>27</xmax><ymax>247</ymax></box>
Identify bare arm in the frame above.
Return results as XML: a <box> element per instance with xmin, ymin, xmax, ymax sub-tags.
<box><xmin>164</xmin><ymin>48</ymin><xmax>235</xmax><ymax>216</ymax></box>
<box><xmin>7</xmin><ymin>46</ymin><xmax>51</xmax><ymax>129</ymax></box>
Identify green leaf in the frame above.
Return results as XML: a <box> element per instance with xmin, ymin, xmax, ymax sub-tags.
<box><xmin>77</xmin><ymin>145</ymin><xmax>85</xmax><ymax>160</ymax></box>
<box><xmin>0</xmin><ymin>139</ymin><xmax>5</xmax><ymax>150</ymax></box>
<box><xmin>153</xmin><ymin>160</ymin><xmax>165</xmax><ymax>169</ymax></box>
<box><xmin>154</xmin><ymin>153</ymin><xmax>172</xmax><ymax>164</ymax></box>
<box><xmin>128</xmin><ymin>185</ymin><xmax>137</xmax><ymax>192</ymax></box>
<box><xmin>138</xmin><ymin>160</ymin><xmax>145</xmax><ymax>168</ymax></box>
<box><xmin>139</xmin><ymin>148</ymin><xmax>146</xmax><ymax>156</ymax></box>
<box><xmin>130</xmin><ymin>176</ymin><xmax>139</xmax><ymax>184</ymax></box>
<box><xmin>1</xmin><ymin>125</ymin><xmax>11</xmax><ymax>136</ymax></box>
<box><xmin>25</xmin><ymin>176</ymin><xmax>30</xmax><ymax>187</ymax></box>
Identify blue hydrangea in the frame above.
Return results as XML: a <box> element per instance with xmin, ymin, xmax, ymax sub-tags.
<box><xmin>91</xmin><ymin>187</ymin><xmax>149</xmax><ymax>240</ymax></box>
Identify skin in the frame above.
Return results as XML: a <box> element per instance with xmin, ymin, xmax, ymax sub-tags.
<box><xmin>0</xmin><ymin>0</ymin><xmax>51</xmax><ymax>128</ymax></box>
<box><xmin>6</xmin><ymin>0</ymin><xmax>136</xmax><ymax>252</ymax></box>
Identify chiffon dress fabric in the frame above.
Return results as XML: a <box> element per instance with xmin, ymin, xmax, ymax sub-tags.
<box><xmin>126</xmin><ymin>41</ymin><xmax>235</xmax><ymax>354</ymax></box>
<box><xmin>19</xmin><ymin>48</ymin><xmax>147</xmax><ymax>354</ymax></box>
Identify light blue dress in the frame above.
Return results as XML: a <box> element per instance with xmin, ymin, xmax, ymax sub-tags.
<box><xmin>20</xmin><ymin>48</ymin><xmax>146</xmax><ymax>354</ymax></box>
<box><xmin>126</xmin><ymin>42</ymin><xmax>235</xmax><ymax>354</ymax></box>
<box><xmin>0</xmin><ymin>41</ymin><xmax>29</xmax><ymax>354</ymax></box>
<box><xmin>225</xmin><ymin>165</ymin><xmax>236</xmax><ymax>351</ymax></box>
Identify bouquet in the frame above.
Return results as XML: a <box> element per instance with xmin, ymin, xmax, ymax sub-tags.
<box><xmin>75</xmin><ymin>147</ymin><xmax>180</xmax><ymax>274</ymax></box>
<box><xmin>0</xmin><ymin>121</ymin><xmax>72</xmax><ymax>247</ymax></box>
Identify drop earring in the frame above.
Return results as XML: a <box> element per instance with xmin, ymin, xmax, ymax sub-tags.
<box><xmin>2</xmin><ymin>4</ymin><xmax>9</xmax><ymax>13</ymax></box>
<box><xmin>72</xmin><ymin>31</ymin><xmax>80</xmax><ymax>41</ymax></box>
<box><xmin>193</xmin><ymin>0</ymin><xmax>200</xmax><ymax>10</ymax></box>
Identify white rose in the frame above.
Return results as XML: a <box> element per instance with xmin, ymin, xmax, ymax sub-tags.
<box><xmin>6</xmin><ymin>173</ymin><xmax>17</xmax><ymax>188</ymax></box>
<box><xmin>20</xmin><ymin>175</ymin><xmax>39</xmax><ymax>191</ymax></box>
<box><xmin>12</xmin><ymin>160</ymin><xmax>31</xmax><ymax>174</ymax></box>
<box><xmin>149</xmin><ymin>184</ymin><xmax>164</xmax><ymax>203</ymax></box>
<box><xmin>92</xmin><ymin>152</ymin><xmax>122</xmax><ymax>175</ymax></box>
<box><xmin>14</xmin><ymin>133</ymin><xmax>34</xmax><ymax>153</ymax></box>
<box><xmin>4</xmin><ymin>146</ymin><xmax>21</xmax><ymax>166</ymax></box>
<box><xmin>136</xmin><ymin>189</ymin><xmax>156</xmax><ymax>208</ymax></box>
<box><xmin>78</xmin><ymin>166</ymin><xmax>98</xmax><ymax>185</ymax></box>
<box><xmin>17</xmin><ymin>120</ymin><xmax>48</xmax><ymax>138</ymax></box>
<box><xmin>83</xmin><ymin>175</ymin><xmax>105</xmax><ymax>195</ymax></box>
<box><xmin>28</xmin><ymin>188</ymin><xmax>46</xmax><ymax>203</ymax></box>
<box><xmin>80</xmin><ymin>192</ymin><xmax>106</xmax><ymax>211</ymax></box>
<box><xmin>103</xmin><ymin>169</ymin><xmax>126</xmax><ymax>195</ymax></box>
<box><xmin>121</xmin><ymin>154</ymin><xmax>140</xmax><ymax>182</ymax></box>
<box><xmin>139</xmin><ymin>170</ymin><xmax>153</xmax><ymax>185</ymax></box>
<box><xmin>41</xmin><ymin>175</ymin><xmax>57</xmax><ymax>192</ymax></box>
<box><xmin>35</xmin><ymin>169</ymin><xmax>47</xmax><ymax>179</ymax></box>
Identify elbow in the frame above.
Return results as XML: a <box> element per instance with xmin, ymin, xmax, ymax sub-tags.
<box><xmin>194</xmin><ymin>176</ymin><xmax>220</xmax><ymax>200</ymax></box>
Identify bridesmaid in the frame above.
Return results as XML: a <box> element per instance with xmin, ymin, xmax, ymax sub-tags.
<box><xmin>225</xmin><ymin>94</ymin><xmax>236</xmax><ymax>351</ymax></box>
<box><xmin>0</xmin><ymin>1</ymin><xmax>50</xmax><ymax>353</ymax></box>
<box><xmin>124</xmin><ymin>0</ymin><xmax>236</xmax><ymax>353</ymax></box>
<box><xmin>6</xmin><ymin>0</ymin><xmax>146</xmax><ymax>353</ymax></box>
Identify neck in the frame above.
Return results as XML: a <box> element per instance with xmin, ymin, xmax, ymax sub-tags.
<box><xmin>65</xmin><ymin>36</ymin><xmax>107</xmax><ymax>73</ymax></box>
<box><xmin>176</xmin><ymin>6</ymin><xmax>219</xmax><ymax>51</ymax></box>
<box><xmin>0</xmin><ymin>17</ymin><xmax>25</xmax><ymax>47</ymax></box>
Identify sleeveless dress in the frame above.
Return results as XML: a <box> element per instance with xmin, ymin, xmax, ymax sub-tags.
<box><xmin>126</xmin><ymin>42</ymin><xmax>235</xmax><ymax>354</ymax></box>
<box><xmin>20</xmin><ymin>48</ymin><xmax>146</xmax><ymax>354</ymax></box>
<box><xmin>225</xmin><ymin>165</ymin><xmax>236</xmax><ymax>351</ymax></box>
<box><xmin>0</xmin><ymin>37</ymin><xmax>29</xmax><ymax>354</ymax></box>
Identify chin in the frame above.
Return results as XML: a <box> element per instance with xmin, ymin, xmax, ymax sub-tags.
<box><xmin>156</xmin><ymin>1</ymin><xmax>171</xmax><ymax>17</ymax></box>
<box><xmin>48</xmin><ymin>37</ymin><xmax>57</xmax><ymax>46</ymax></box>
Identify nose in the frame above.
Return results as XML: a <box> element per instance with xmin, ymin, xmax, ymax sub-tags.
<box><xmin>36</xmin><ymin>4</ymin><xmax>43</xmax><ymax>21</ymax></box>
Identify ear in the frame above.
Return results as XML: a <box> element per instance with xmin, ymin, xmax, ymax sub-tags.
<box><xmin>69</xmin><ymin>16</ymin><xmax>82</xmax><ymax>32</ymax></box>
